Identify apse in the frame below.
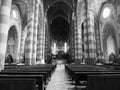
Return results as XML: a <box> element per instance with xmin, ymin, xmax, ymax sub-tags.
<box><xmin>50</xmin><ymin>17</ymin><xmax>69</xmax><ymax>42</ymax></box>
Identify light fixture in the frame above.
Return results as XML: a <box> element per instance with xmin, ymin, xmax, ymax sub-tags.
<box><xmin>103</xmin><ymin>7</ymin><xmax>111</xmax><ymax>19</ymax></box>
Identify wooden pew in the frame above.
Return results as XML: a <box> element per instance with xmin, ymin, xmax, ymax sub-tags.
<box><xmin>65</xmin><ymin>64</ymin><xmax>120</xmax><ymax>86</ymax></box>
<box><xmin>2</xmin><ymin>64</ymin><xmax>56</xmax><ymax>86</ymax></box>
<box><xmin>0</xmin><ymin>71</ymin><xmax>48</xmax><ymax>85</ymax></box>
<box><xmin>4</xmin><ymin>64</ymin><xmax>55</xmax><ymax>79</ymax></box>
<box><xmin>87</xmin><ymin>74</ymin><xmax>120</xmax><ymax>90</ymax></box>
<box><xmin>0</xmin><ymin>78</ymin><xmax>36</xmax><ymax>90</ymax></box>
<box><xmin>87</xmin><ymin>74</ymin><xmax>106</xmax><ymax>90</ymax></box>
<box><xmin>0</xmin><ymin>75</ymin><xmax>44</xmax><ymax>90</ymax></box>
<box><xmin>105</xmin><ymin>74</ymin><xmax>120</xmax><ymax>90</ymax></box>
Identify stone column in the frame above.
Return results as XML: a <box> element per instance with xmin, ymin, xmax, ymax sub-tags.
<box><xmin>25</xmin><ymin>1</ymin><xmax>35</xmax><ymax>65</ymax></box>
<box><xmin>70</xmin><ymin>16</ymin><xmax>75</xmax><ymax>63</ymax></box>
<box><xmin>32</xmin><ymin>0</ymin><xmax>40</xmax><ymax>65</ymax></box>
<box><xmin>37</xmin><ymin>2</ymin><xmax>45</xmax><ymax>63</ymax></box>
<box><xmin>0</xmin><ymin>0</ymin><xmax>12</xmax><ymax>70</ymax></box>
<box><xmin>95</xmin><ymin>20</ymin><xmax>103</xmax><ymax>63</ymax></box>
<box><xmin>19</xmin><ymin>26</ymin><xmax>27</xmax><ymax>62</ymax></box>
<box><xmin>74</xmin><ymin>12</ymin><xmax>79</xmax><ymax>64</ymax></box>
<box><xmin>37</xmin><ymin>2</ymin><xmax>43</xmax><ymax>61</ymax></box>
<box><xmin>86</xmin><ymin>9</ymin><xmax>96</xmax><ymax>65</ymax></box>
<box><xmin>83</xmin><ymin>0</ymin><xmax>89</xmax><ymax>64</ymax></box>
<box><xmin>71</xmin><ymin>33</ymin><xmax>75</xmax><ymax>62</ymax></box>
<box><xmin>42</xmin><ymin>16</ymin><xmax>46</xmax><ymax>63</ymax></box>
<box><xmin>77</xmin><ymin>1</ymin><xmax>85</xmax><ymax>64</ymax></box>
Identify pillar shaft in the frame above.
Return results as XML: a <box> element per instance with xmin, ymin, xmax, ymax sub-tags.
<box><xmin>85</xmin><ymin>10</ymin><xmax>96</xmax><ymax>65</ymax></box>
<box><xmin>95</xmin><ymin>21</ymin><xmax>102</xmax><ymax>62</ymax></box>
<box><xmin>74</xmin><ymin>18</ymin><xmax>78</xmax><ymax>63</ymax></box>
<box><xmin>32</xmin><ymin>0</ymin><xmax>39</xmax><ymax>65</ymax></box>
<box><xmin>19</xmin><ymin>27</ymin><xmax>27</xmax><ymax>62</ymax></box>
<box><xmin>76</xmin><ymin>1</ymin><xmax>86</xmax><ymax>64</ymax></box>
<box><xmin>37</xmin><ymin>3</ymin><xmax>45</xmax><ymax>63</ymax></box>
<box><xmin>70</xmin><ymin>17</ymin><xmax>75</xmax><ymax>62</ymax></box>
<box><xmin>44</xmin><ymin>23</ymin><xmax>47</xmax><ymax>62</ymax></box>
<box><xmin>0</xmin><ymin>0</ymin><xmax>12</xmax><ymax>70</ymax></box>
<box><xmin>37</xmin><ymin>7</ymin><xmax>43</xmax><ymax>60</ymax></box>
<box><xmin>71</xmin><ymin>34</ymin><xmax>75</xmax><ymax>61</ymax></box>
<box><xmin>83</xmin><ymin>1</ymin><xmax>89</xmax><ymax>64</ymax></box>
<box><xmin>25</xmin><ymin>2</ymin><xmax>35</xmax><ymax>65</ymax></box>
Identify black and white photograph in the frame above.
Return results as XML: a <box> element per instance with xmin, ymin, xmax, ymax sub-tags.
<box><xmin>0</xmin><ymin>0</ymin><xmax>120</xmax><ymax>90</ymax></box>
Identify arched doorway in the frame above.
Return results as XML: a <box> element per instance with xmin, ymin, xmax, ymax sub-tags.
<box><xmin>102</xmin><ymin>23</ymin><xmax>117</xmax><ymax>63</ymax></box>
<box><xmin>46</xmin><ymin>1</ymin><xmax>72</xmax><ymax>64</ymax></box>
<box><xmin>5</xmin><ymin>26</ymin><xmax>18</xmax><ymax>64</ymax></box>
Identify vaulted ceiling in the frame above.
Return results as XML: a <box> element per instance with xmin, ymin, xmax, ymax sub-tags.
<box><xmin>43</xmin><ymin>0</ymin><xmax>74</xmax><ymax>11</ymax></box>
<box><xmin>44</xmin><ymin>0</ymin><xmax>74</xmax><ymax>42</ymax></box>
<box><xmin>45</xmin><ymin>0</ymin><xmax>75</xmax><ymax>23</ymax></box>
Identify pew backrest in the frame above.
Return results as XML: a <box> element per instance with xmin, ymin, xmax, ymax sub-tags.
<box><xmin>0</xmin><ymin>78</ymin><xmax>36</xmax><ymax>90</ymax></box>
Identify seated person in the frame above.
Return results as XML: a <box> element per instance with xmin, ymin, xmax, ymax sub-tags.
<box><xmin>5</xmin><ymin>54</ymin><xmax>13</xmax><ymax>64</ymax></box>
<box><xmin>109</xmin><ymin>52</ymin><xmax>116</xmax><ymax>64</ymax></box>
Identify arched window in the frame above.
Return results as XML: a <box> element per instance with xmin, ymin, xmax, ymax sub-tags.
<box><xmin>12</xmin><ymin>9</ymin><xmax>18</xmax><ymax>19</ymax></box>
<box><xmin>101</xmin><ymin>3</ymin><xmax>115</xmax><ymax>20</ymax></box>
<box><xmin>102</xmin><ymin>7</ymin><xmax>111</xmax><ymax>19</ymax></box>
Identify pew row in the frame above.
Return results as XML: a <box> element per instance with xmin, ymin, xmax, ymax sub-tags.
<box><xmin>0</xmin><ymin>75</ymin><xmax>44</xmax><ymax>90</ymax></box>
<box><xmin>0</xmin><ymin>64</ymin><xmax>56</xmax><ymax>90</ymax></box>
<box><xmin>65</xmin><ymin>64</ymin><xmax>120</xmax><ymax>86</ymax></box>
<box><xmin>87</xmin><ymin>74</ymin><xmax>120</xmax><ymax>90</ymax></box>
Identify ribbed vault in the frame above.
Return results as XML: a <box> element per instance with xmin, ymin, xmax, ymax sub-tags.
<box><xmin>47</xmin><ymin>1</ymin><xmax>73</xmax><ymax>42</ymax></box>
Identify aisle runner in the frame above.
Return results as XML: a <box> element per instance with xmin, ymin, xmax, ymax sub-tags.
<box><xmin>46</xmin><ymin>65</ymin><xmax>74</xmax><ymax>90</ymax></box>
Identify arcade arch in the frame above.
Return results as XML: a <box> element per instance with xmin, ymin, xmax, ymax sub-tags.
<box><xmin>6</xmin><ymin>26</ymin><xmax>18</xmax><ymax>63</ymax></box>
<box><xmin>102</xmin><ymin>23</ymin><xmax>117</xmax><ymax>63</ymax></box>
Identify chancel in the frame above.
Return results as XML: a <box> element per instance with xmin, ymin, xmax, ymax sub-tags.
<box><xmin>0</xmin><ymin>0</ymin><xmax>120</xmax><ymax>90</ymax></box>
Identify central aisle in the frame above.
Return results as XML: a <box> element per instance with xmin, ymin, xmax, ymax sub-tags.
<box><xmin>46</xmin><ymin>64</ymin><xmax>75</xmax><ymax>90</ymax></box>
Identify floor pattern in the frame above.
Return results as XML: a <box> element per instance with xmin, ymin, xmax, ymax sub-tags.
<box><xmin>46</xmin><ymin>64</ymin><xmax>84</xmax><ymax>90</ymax></box>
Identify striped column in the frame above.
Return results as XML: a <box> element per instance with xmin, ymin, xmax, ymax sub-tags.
<box><xmin>0</xmin><ymin>0</ymin><xmax>12</xmax><ymax>70</ymax></box>
<box><xmin>77</xmin><ymin>26</ymin><xmax>82</xmax><ymax>63</ymax></box>
<box><xmin>77</xmin><ymin>1</ymin><xmax>85</xmax><ymax>64</ymax></box>
<box><xmin>70</xmin><ymin>19</ymin><xmax>75</xmax><ymax>62</ymax></box>
<box><xmin>74</xmin><ymin>13</ymin><xmax>79</xmax><ymax>64</ymax></box>
<box><xmin>37</xmin><ymin>3</ymin><xmax>43</xmax><ymax>61</ymax></box>
<box><xmin>69</xmin><ymin>38</ymin><xmax>71</xmax><ymax>61</ymax></box>
<box><xmin>42</xmin><ymin>5</ymin><xmax>45</xmax><ymax>62</ymax></box>
<box><xmin>83</xmin><ymin>1</ymin><xmax>89</xmax><ymax>64</ymax></box>
<box><xmin>25</xmin><ymin>2</ymin><xmax>35</xmax><ymax>65</ymax></box>
<box><xmin>32</xmin><ymin>0</ymin><xmax>40</xmax><ymax>65</ymax></box>
<box><xmin>71</xmin><ymin>34</ymin><xmax>75</xmax><ymax>61</ymax></box>
<box><xmin>95</xmin><ymin>21</ymin><xmax>102</xmax><ymax>63</ymax></box>
<box><xmin>19</xmin><ymin>26</ymin><xmax>27</xmax><ymax>62</ymax></box>
<box><xmin>37</xmin><ymin>2</ymin><xmax>45</xmax><ymax>63</ymax></box>
<box><xmin>42</xmin><ymin>17</ymin><xmax>46</xmax><ymax>62</ymax></box>
<box><xmin>44</xmin><ymin>34</ymin><xmax>47</xmax><ymax>62</ymax></box>
<box><xmin>86</xmin><ymin>10</ymin><xmax>96</xmax><ymax>65</ymax></box>
<box><xmin>45</xmin><ymin>30</ymin><xmax>51</xmax><ymax>63</ymax></box>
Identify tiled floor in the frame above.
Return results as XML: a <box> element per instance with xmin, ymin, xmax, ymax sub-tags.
<box><xmin>46</xmin><ymin>64</ymin><xmax>84</xmax><ymax>90</ymax></box>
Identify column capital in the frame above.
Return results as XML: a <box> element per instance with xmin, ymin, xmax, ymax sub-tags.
<box><xmin>24</xmin><ymin>0</ymin><xmax>35</xmax><ymax>13</ymax></box>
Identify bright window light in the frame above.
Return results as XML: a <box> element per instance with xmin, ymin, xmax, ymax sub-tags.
<box><xmin>64</xmin><ymin>43</ymin><xmax>67</xmax><ymax>53</ymax></box>
<box><xmin>12</xmin><ymin>10</ymin><xmax>18</xmax><ymax>19</ymax></box>
<box><xmin>53</xmin><ymin>43</ymin><xmax>56</xmax><ymax>55</ymax></box>
<box><xmin>103</xmin><ymin>7</ymin><xmax>111</xmax><ymax>19</ymax></box>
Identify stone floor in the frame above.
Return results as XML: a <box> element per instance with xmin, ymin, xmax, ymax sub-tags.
<box><xmin>46</xmin><ymin>64</ymin><xmax>85</xmax><ymax>90</ymax></box>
